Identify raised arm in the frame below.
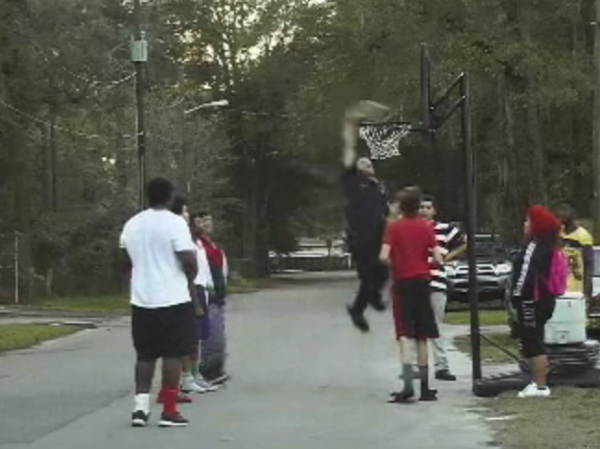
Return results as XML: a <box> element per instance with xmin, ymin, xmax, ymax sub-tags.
<box><xmin>341</xmin><ymin>119</ymin><xmax>358</xmax><ymax>169</ymax></box>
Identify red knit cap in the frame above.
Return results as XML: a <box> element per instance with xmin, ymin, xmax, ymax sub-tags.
<box><xmin>527</xmin><ymin>205</ymin><xmax>561</xmax><ymax>239</ymax></box>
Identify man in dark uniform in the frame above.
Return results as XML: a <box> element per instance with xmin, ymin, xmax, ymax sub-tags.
<box><xmin>342</xmin><ymin>147</ymin><xmax>390</xmax><ymax>332</ymax></box>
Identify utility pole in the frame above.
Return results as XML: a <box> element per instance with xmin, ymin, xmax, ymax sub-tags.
<box><xmin>593</xmin><ymin>0</ymin><xmax>600</xmax><ymax>240</ymax></box>
<box><xmin>132</xmin><ymin>0</ymin><xmax>148</xmax><ymax>210</ymax></box>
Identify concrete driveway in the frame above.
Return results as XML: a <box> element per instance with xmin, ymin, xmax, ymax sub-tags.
<box><xmin>0</xmin><ymin>272</ymin><xmax>495</xmax><ymax>449</ymax></box>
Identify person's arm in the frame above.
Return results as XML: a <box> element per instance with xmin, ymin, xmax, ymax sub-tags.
<box><xmin>341</xmin><ymin>120</ymin><xmax>358</xmax><ymax>169</ymax></box>
<box><xmin>171</xmin><ymin>219</ymin><xmax>199</xmax><ymax>283</ymax></box>
<box><xmin>120</xmin><ymin>249</ymin><xmax>132</xmax><ymax>274</ymax></box>
<box><xmin>380</xmin><ymin>223</ymin><xmax>394</xmax><ymax>265</ymax></box>
<box><xmin>379</xmin><ymin>243</ymin><xmax>391</xmax><ymax>265</ymax></box>
<box><xmin>445</xmin><ymin>225</ymin><xmax>467</xmax><ymax>263</ymax></box>
<box><xmin>432</xmin><ymin>246</ymin><xmax>445</xmax><ymax>267</ymax></box>
<box><xmin>118</xmin><ymin>228</ymin><xmax>132</xmax><ymax>287</ymax></box>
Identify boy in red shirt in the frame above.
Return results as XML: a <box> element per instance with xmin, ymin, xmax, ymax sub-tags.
<box><xmin>380</xmin><ymin>187</ymin><xmax>444</xmax><ymax>402</ymax></box>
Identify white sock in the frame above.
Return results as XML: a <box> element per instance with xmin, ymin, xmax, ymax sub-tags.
<box><xmin>134</xmin><ymin>393</ymin><xmax>150</xmax><ymax>414</ymax></box>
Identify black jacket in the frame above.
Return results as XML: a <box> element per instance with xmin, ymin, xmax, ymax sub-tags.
<box><xmin>511</xmin><ymin>240</ymin><xmax>554</xmax><ymax>301</ymax></box>
<box><xmin>341</xmin><ymin>167</ymin><xmax>389</xmax><ymax>249</ymax></box>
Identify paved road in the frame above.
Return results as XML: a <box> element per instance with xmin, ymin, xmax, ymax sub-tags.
<box><xmin>0</xmin><ymin>272</ymin><xmax>495</xmax><ymax>449</ymax></box>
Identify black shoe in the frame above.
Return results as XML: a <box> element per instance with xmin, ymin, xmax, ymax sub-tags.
<box><xmin>346</xmin><ymin>305</ymin><xmax>369</xmax><ymax>333</ymax></box>
<box><xmin>420</xmin><ymin>389</ymin><xmax>438</xmax><ymax>402</ymax></box>
<box><xmin>435</xmin><ymin>370</ymin><xmax>457</xmax><ymax>381</ymax></box>
<box><xmin>370</xmin><ymin>299</ymin><xmax>387</xmax><ymax>312</ymax></box>
<box><xmin>388</xmin><ymin>390</ymin><xmax>416</xmax><ymax>404</ymax></box>
<box><xmin>131</xmin><ymin>410</ymin><xmax>150</xmax><ymax>428</ymax></box>
<box><xmin>159</xmin><ymin>412</ymin><xmax>189</xmax><ymax>428</ymax></box>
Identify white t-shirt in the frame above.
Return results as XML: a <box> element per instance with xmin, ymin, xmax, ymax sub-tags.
<box><xmin>120</xmin><ymin>209</ymin><xmax>195</xmax><ymax>308</ymax></box>
<box><xmin>194</xmin><ymin>240</ymin><xmax>214</xmax><ymax>288</ymax></box>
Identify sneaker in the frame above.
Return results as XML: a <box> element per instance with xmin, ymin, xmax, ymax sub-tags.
<box><xmin>131</xmin><ymin>410</ymin><xmax>150</xmax><ymax>427</ymax></box>
<box><xmin>159</xmin><ymin>412</ymin><xmax>189</xmax><ymax>428</ymax></box>
<box><xmin>518</xmin><ymin>383</ymin><xmax>551</xmax><ymax>398</ymax></box>
<box><xmin>435</xmin><ymin>370</ymin><xmax>457</xmax><ymax>381</ymax></box>
<box><xmin>195</xmin><ymin>375</ymin><xmax>219</xmax><ymax>392</ymax></box>
<box><xmin>346</xmin><ymin>305</ymin><xmax>369</xmax><ymax>333</ymax></box>
<box><xmin>181</xmin><ymin>375</ymin><xmax>211</xmax><ymax>394</ymax></box>
<box><xmin>209</xmin><ymin>373</ymin><xmax>231</xmax><ymax>386</ymax></box>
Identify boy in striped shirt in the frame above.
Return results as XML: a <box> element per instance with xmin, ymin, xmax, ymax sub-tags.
<box><xmin>419</xmin><ymin>195</ymin><xmax>467</xmax><ymax>381</ymax></box>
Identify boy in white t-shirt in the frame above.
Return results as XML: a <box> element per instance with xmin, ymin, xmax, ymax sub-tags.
<box><xmin>120</xmin><ymin>178</ymin><xmax>198</xmax><ymax>428</ymax></box>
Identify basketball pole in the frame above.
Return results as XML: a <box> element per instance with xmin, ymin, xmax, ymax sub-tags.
<box><xmin>420</xmin><ymin>44</ymin><xmax>482</xmax><ymax>383</ymax></box>
<box><xmin>460</xmin><ymin>73</ymin><xmax>482</xmax><ymax>381</ymax></box>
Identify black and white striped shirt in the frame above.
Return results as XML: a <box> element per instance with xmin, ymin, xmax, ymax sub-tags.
<box><xmin>430</xmin><ymin>222</ymin><xmax>465</xmax><ymax>292</ymax></box>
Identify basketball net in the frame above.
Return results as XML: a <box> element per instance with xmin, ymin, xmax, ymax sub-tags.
<box><xmin>342</xmin><ymin>100</ymin><xmax>410</xmax><ymax>160</ymax></box>
<box><xmin>359</xmin><ymin>123</ymin><xmax>411</xmax><ymax>160</ymax></box>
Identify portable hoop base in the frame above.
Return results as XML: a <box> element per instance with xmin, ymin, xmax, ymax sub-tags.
<box><xmin>474</xmin><ymin>367</ymin><xmax>600</xmax><ymax>398</ymax></box>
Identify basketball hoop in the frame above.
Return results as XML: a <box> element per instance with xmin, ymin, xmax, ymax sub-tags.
<box><xmin>359</xmin><ymin>123</ymin><xmax>411</xmax><ymax>160</ymax></box>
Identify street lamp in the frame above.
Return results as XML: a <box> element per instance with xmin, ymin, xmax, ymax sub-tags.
<box><xmin>181</xmin><ymin>99</ymin><xmax>229</xmax><ymax>194</ymax></box>
<box><xmin>184</xmin><ymin>99</ymin><xmax>229</xmax><ymax>116</ymax></box>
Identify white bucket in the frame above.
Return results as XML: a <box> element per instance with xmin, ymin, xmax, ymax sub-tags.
<box><xmin>545</xmin><ymin>293</ymin><xmax>587</xmax><ymax>345</ymax></box>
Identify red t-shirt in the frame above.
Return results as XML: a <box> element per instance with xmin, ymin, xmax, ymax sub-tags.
<box><xmin>384</xmin><ymin>217</ymin><xmax>437</xmax><ymax>280</ymax></box>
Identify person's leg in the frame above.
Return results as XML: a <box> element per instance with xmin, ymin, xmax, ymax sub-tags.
<box><xmin>530</xmin><ymin>354</ymin><xmax>550</xmax><ymax>386</ymax></box>
<box><xmin>414</xmin><ymin>280</ymin><xmax>439</xmax><ymax>401</ymax></box>
<box><xmin>517</xmin><ymin>297</ymin><xmax>551</xmax><ymax>398</ymax></box>
<box><xmin>135</xmin><ymin>359</ymin><xmax>157</xmax><ymax>394</ymax></box>
<box><xmin>131</xmin><ymin>306</ymin><xmax>157</xmax><ymax>426</ymax></box>
<box><xmin>160</xmin><ymin>357</ymin><xmax>185</xmax><ymax>421</ymax></box>
<box><xmin>350</xmin><ymin>250</ymin><xmax>370</xmax><ymax>310</ymax></box>
<box><xmin>208</xmin><ymin>304</ymin><xmax>229</xmax><ymax>384</ymax></box>
<box><xmin>367</xmin><ymin>260</ymin><xmax>389</xmax><ymax>311</ymax></box>
<box><xmin>430</xmin><ymin>291</ymin><xmax>454</xmax><ymax>380</ymax></box>
<box><xmin>389</xmin><ymin>281</ymin><xmax>418</xmax><ymax>402</ymax></box>
<box><xmin>158</xmin><ymin>303</ymin><xmax>196</xmax><ymax>426</ymax></box>
<box><xmin>399</xmin><ymin>337</ymin><xmax>416</xmax><ymax>394</ymax></box>
<box><xmin>181</xmin><ymin>342</ymin><xmax>208</xmax><ymax>393</ymax></box>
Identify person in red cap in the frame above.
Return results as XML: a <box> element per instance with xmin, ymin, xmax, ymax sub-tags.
<box><xmin>511</xmin><ymin>205</ymin><xmax>564</xmax><ymax>398</ymax></box>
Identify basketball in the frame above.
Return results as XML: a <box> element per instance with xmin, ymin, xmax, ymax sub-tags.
<box><xmin>344</xmin><ymin>100</ymin><xmax>390</xmax><ymax>122</ymax></box>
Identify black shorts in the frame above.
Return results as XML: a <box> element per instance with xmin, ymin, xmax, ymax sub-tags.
<box><xmin>515</xmin><ymin>296</ymin><xmax>556</xmax><ymax>358</ymax></box>
<box><xmin>132</xmin><ymin>302</ymin><xmax>196</xmax><ymax>361</ymax></box>
<box><xmin>393</xmin><ymin>279</ymin><xmax>439</xmax><ymax>339</ymax></box>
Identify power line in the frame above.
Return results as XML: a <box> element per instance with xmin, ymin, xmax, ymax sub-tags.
<box><xmin>0</xmin><ymin>98</ymin><xmax>102</xmax><ymax>140</ymax></box>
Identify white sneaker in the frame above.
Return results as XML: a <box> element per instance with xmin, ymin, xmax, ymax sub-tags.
<box><xmin>194</xmin><ymin>374</ymin><xmax>219</xmax><ymax>393</ymax></box>
<box><xmin>181</xmin><ymin>375</ymin><xmax>208</xmax><ymax>394</ymax></box>
<box><xmin>517</xmin><ymin>383</ymin><xmax>551</xmax><ymax>398</ymax></box>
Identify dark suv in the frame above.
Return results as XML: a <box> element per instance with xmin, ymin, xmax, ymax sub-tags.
<box><xmin>446</xmin><ymin>234</ymin><xmax>512</xmax><ymax>303</ymax></box>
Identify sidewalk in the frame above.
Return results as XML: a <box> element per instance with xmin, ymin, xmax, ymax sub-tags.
<box><xmin>0</xmin><ymin>273</ymin><xmax>496</xmax><ymax>449</ymax></box>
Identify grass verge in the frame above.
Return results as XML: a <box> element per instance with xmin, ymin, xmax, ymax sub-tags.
<box><xmin>29</xmin><ymin>295</ymin><xmax>129</xmax><ymax>315</ymax></box>
<box><xmin>0</xmin><ymin>324</ymin><xmax>80</xmax><ymax>353</ymax></box>
<box><xmin>453</xmin><ymin>332</ymin><xmax>519</xmax><ymax>365</ymax></box>
<box><xmin>486</xmin><ymin>388</ymin><xmax>600</xmax><ymax>449</ymax></box>
<box><xmin>15</xmin><ymin>277</ymin><xmax>275</xmax><ymax>315</ymax></box>
<box><xmin>446</xmin><ymin>309</ymin><xmax>508</xmax><ymax>326</ymax></box>
<box><xmin>454</xmin><ymin>330</ymin><xmax>600</xmax><ymax>449</ymax></box>
<box><xmin>228</xmin><ymin>277</ymin><xmax>279</xmax><ymax>294</ymax></box>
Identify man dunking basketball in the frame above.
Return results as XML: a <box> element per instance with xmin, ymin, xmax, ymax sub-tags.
<box><xmin>342</xmin><ymin>138</ymin><xmax>390</xmax><ymax>333</ymax></box>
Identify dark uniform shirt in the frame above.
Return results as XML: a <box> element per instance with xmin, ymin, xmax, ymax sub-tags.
<box><xmin>342</xmin><ymin>167</ymin><xmax>389</xmax><ymax>252</ymax></box>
